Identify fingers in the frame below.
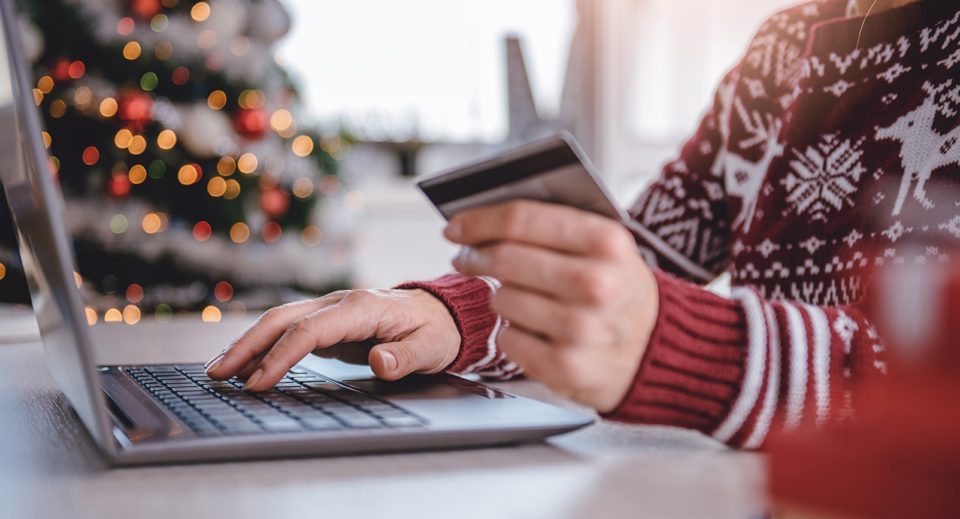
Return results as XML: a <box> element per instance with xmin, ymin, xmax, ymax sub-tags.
<box><xmin>242</xmin><ymin>291</ymin><xmax>395</xmax><ymax>391</ymax></box>
<box><xmin>206</xmin><ymin>292</ymin><xmax>348</xmax><ymax>380</ymax></box>
<box><xmin>489</xmin><ymin>285</ymin><xmax>599</xmax><ymax>344</ymax></box>
<box><xmin>453</xmin><ymin>242</ymin><xmax>624</xmax><ymax>305</ymax></box>
<box><xmin>445</xmin><ymin>200</ymin><xmax>634</xmax><ymax>259</ymax></box>
<box><xmin>368</xmin><ymin>329</ymin><xmax>459</xmax><ymax>381</ymax></box>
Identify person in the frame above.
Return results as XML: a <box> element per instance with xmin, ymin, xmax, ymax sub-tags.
<box><xmin>206</xmin><ymin>0</ymin><xmax>960</xmax><ymax>449</ymax></box>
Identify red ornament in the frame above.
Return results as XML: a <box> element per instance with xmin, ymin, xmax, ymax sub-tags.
<box><xmin>128</xmin><ymin>0</ymin><xmax>162</xmax><ymax>19</ymax></box>
<box><xmin>117</xmin><ymin>90</ymin><xmax>154</xmax><ymax>130</ymax></box>
<box><xmin>259</xmin><ymin>188</ymin><xmax>290</xmax><ymax>219</ymax></box>
<box><xmin>235</xmin><ymin>109</ymin><xmax>268</xmax><ymax>140</ymax></box>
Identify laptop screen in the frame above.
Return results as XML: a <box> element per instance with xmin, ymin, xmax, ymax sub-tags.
<box><xmin>0</xmin><ymin>0</ymin><xmax>109</xmax><ymax>448</ymax></box>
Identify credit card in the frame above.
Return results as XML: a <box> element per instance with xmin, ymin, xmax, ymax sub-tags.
<box><xmin>418</xmin><ymin>133</ymin><xmax>627</xmax><ymax>221</ymax></box>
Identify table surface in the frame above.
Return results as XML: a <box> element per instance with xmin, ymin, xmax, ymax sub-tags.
<box><xmin>0</xmin><ymin>305</ymin><xmax>766</xmax><ymax>519</ymax></box>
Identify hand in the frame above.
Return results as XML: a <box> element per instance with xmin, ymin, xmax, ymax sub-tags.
<box><xmin>446</xmin><ymin>200</ymin><xmax>658</xmax><ymax>413</ymax></box>
<box><xmin>205</xmin><ymin>289</ymin><xmax>461</xmax><ymax>391</ymax></box>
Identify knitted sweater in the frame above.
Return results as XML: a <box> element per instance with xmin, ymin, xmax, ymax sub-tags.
<box><xmin>399</xmin><ymin>0</ymin><xmax>960</xmax><ymax>449</ymax></box>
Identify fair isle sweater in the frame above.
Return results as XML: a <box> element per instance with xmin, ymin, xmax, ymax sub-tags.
<box><xmin>399</xmin><ymin>0</ymin><xmax>960</xmax><ymax>448</ymax></box>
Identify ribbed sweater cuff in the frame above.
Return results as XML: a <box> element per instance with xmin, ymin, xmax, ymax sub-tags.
<box><xmin>395</xmin><ymin>274</ymin><xmax>498</xmax><ymax>374</ymax></box>
<box><xmin>603</xmin><ymin>270</ymin><xmax>749</xmax><ymax>436</ymax></box>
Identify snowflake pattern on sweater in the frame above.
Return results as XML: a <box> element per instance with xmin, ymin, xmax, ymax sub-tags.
<box><xmin>402</xmin><ymin>0</ymin><xmax>960</xmax><ymax>448</ymax></box>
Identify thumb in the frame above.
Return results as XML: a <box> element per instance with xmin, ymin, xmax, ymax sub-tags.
<box><xmin>368</xmin><ymin>334</ymin><xmax>456</xmax><ymax>381</ymax></box>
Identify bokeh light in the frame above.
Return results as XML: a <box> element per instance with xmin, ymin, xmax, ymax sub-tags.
<box><xmin>129</xmin><ymin>165</ymin><xmax>147</xmax><ymax>184</ymax></box>
<box><xmin>49</xmin><ymin>157</ymin><xmax>60</xmax><ymax>175</ymax></box>
<box><xmin>343</xmin><ymin>190</ymin><xmax>365</xmax><ymax>212</ymax></box>
<box><xmin>33</xmin><ymin>89</ymin><xmax>42</xmax><ymax>106</ymax></box>
<box><xmin>100</xmin><ymin>97</ymin><xmax>118</xmax><ymax>117</ymax></box>
<box><xmin>148</xmin><ymin>160</ymin><xmax>166</xmax><ymax>179</ymax></box>
<box><xmin>320</xmin><ymin>133</ymin><xmax>342</xmax><ymax>153</ymax></box>
<box><xmin>117</xmin><ymin>17</ymin><xmax>135</xmax><ymax>36</ymax></box>
<box><xmin>142</xmin><ymin>213</ymin><xmax>162</xmax><ymax>233</ymax></box>
<box><xmin>230</xmin><ymin>223</ymin><xmax>250</xmax><ymax>243</ymax></box>
<box><xmin>207</xmin><ymin>177</ymin><xmax>226</xmax><ymax>197</ymax></box>
<box><xmin>178</xmin><ymin>164</ymin><xmax>199</xmax><ymax>184</ymax></box>
<box><xmin>227</xmin><ymin>301</ymin><xmax>246</xmax><ymax>320</ymax></box>
<box><xmin>262</xmin><ymin>222</ymin><xmax>282</xmax><ymax>242</ymax></box>
<box><xmin>231</xmin><ymin>37</ymin><xmax>250</xmax><ymax>56</ymax></box>
<box><xmin>191</xmin><ymin>2</ymin><xmax>211</xmax><ymax>21</ymax></box>
<box><xmin>157</xmin><ymin>129</ymin><xmax>177</xmax><ymax>150</ymax></box>
<box><xmin>41</xmin><ymin>132</ymin><xmax>51</xmax><ymax>148</ymax></box>
<box><xmin>193</xmin><ymin>221</ymin><xmax>212</xmax><ymax>241</ymax></box>
<box><xmin>292</xmin><ymin>177</ymin><xmax>314</xmax><ymax>198</ymax></box>
<box><xmin>126</xmin><ymin>284</ymin><xmax>144</xmax><ymax>303</ymax></box>
<box><xmin>74</xmin><ymin>86</ymin><xmax>93</xmax><ymax>109</ymax></box>
<box><xmin>224</xmin><ymin>179</ymin><xmax>241</xmax><ymax>199</ymax></box>
<box><xmin>155</xmin><ymin>304</ymin><xmax>173</xmax><ymax>323</ymax></box>
<box><xmin>123</xmin><ymin>305</ymin><xmax>141</xmax><ymax>324</ymax></box>
<box><xmin>270</xmin><ymin>109</ymin><xmax>292</xmax><ymax>132</ymax></box>
<box><xmin>198</xmin><ymin>30</ymin><xmax>217</xmax><ymax>50</ymax></box>
<box><xmin>301</xmin><ymin>226</ymin><xmax>322</xmax><ymax>247</ymax></box>
<box><xmin>50</xmin><ymin>100</ymin><xmax>66</xmax><ymax>118</ymax></box>
<box><xmin>237</xmin><ymin>153</ymin><xmax>257</xmax><ymax>173</ymax></box>
<box><xmin>37</xmin><ymin>76</ymin><xmax>53</xmax><ymax>93</ymax></box>
<box><xmin>207</xmin><ymin>90</ymin><xmax>227</xmax><ymax>110</ymax></box>
<box><xmin>151</xmin><ymin>14</ymin><xmax>169</xmax><ymax>32</ymax></box>
<box><xmin>217</xmin><ymin>157</ymin><xmax>236</xmax><ymax>176</ymax></box>
<box><xmin>172</xmin><ymin>66</ymin><xmax>190</xmax><ymax>85</ymax></box>
<box><xmin>155</xmin><ymin>41</ymin><xmax>174</xmax><ymax>60</ymax></box>
<box><xmin>115</xmin><ymin>129</ymin><xmax>133</xmax><ymax>148</ymax></box>
<box><xmin>202</xmin><ymin>306</ymin><xmax>222</xmax><ymax>322</ymax></box>
<box><xmin>0</xmin><ymin>263</ymin><xmax>5</xmax><ymax>280</ymax></box>
<box><xmin>82</xmin><ymin>146</ymin><xmax>100</xmax><ymax>165</ymax></box>
<box><xmin>74</xmin><ymin>271</ymin><xmax>82</xmax><ymax>289</ymax></box>
<box><xmin>123</xmin><ymin>41</ymin><xmax>141</xmax><ymax>60</ymax></box>
<box><xmin>292</xmin><ymin>135</ymin><xmax>314</xmax><ymax>157</ymax></box>
<box><xmin>129</xmin><ymin>135</ymin><xmax>147</xmax><ymax>155</ymax></box>
<box><xmin>161</xmin><ymin>0</ymin><xmax>179</xmax><ymax>7</ymax></box>
<box><xmin>214</xmin><ymin>281</ymin><xmax>233</xmax><ymax>302</ymax></box>
<box><xmin>104</xmin><ymin>309</ymin><xmax>123</xmax><ymax>322</ymax></box>
<box><xmin>277</xmin><ymin>120</ymin><xmax>297</xmax><ymax>138</ymax></box>
<box><xmin>68</xmin><ymin>61</ymin><xmax>85</xmax><ymax>79</ymax></box>
<box><xmin>109</xmin><ymin>173</ymin><xmax>132</xmax><ymax>196</ymax></box>
<box><xmin>110</xmin><ymin>214</ymin><xmax>128</xmax><ymax>234</ymax></box>
<box><xmin>319</xmin><ymin>175</ymin><xmax>340</xmax><ymax>196</ymax></box>
<box><xmin>85</xmin><ymin>307</ymin><xmax>97</xmax><ymax>325</ymax></box>
<box><xmin>140</xmin><ymin>72</ymin><xmax>159</xmax><ymax>91</ymax></box>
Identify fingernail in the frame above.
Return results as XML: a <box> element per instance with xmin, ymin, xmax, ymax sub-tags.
<box><xmin>380</xmin><ymin>351</ymin><xmax>397</xmax><ymax>373</ymax></box>
<box><xmin>245</xmin><ymin>369</ymin><xmax>264</xmax><ymax>390</ymax></box>
<box><xmin>445</xmin><ymin>220</ymin><xmax>462</xmax><ymax>241</ymax></box>
<box><xmin>204</xmin><ymin>354</ymin><xmax>224</xmax><ymax>369</ymax></box>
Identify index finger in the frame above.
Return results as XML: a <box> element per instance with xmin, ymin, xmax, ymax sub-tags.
<box><xmin>444</xmin><ymin>200</ymin><xmax>633</xmax><ymax>259</ymax></box>
<box><xmin>205</xmin><ymin>292</ymin><xmax>348</xmax><ymax>380</ymax></box>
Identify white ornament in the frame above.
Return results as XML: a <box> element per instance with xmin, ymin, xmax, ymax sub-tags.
<box><xmin>249</xmin><ymin>0</ymin><xmax>290</xmax><ymax>42</ymax></box>
<box><xmin>18</xmin><ymin>16</ymin><xmax>43</xmax><ymax>63</ymax></box>
<box><xmin>179</xmin><ymin>104</ymin><xmax>235</xmax><ymax>158</ymax></box>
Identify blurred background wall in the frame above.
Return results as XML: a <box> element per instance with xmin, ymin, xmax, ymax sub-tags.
<box><xmin>276</xmin><ymin>0</ymin><xmax>799</xmax><ymax>288</ymax></box>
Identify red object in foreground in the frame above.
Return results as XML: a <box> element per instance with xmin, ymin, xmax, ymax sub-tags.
<box><xmin>768</xmin><ymin>262</ymin><xmax>960</xmax><ymax>519</ymax></box>
<box><xmin>107</xmin><ymin>174</ymin><xmax>131</xmax><ymax>197</ymax></box>
<box><xmin>259</xmin><ymin>188</ymin><xmax>289</xmax><ymax>220</ymax></box>
<box><xmin>128</xmin><ymin>0</ymin><xmax>162</xmax><ymax>19</ymax></box>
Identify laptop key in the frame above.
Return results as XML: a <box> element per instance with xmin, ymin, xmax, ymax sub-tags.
<box><xmin>299</xmin><ymin>416</ymin><xmax>343</xmax><ymax>430</ymax></box>
<box><xmin>330</xmin><ymin>412</ymin><xmax>383</xmax><ymax>429</ymax></box>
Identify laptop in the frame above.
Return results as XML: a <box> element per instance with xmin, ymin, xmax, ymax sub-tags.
<box><xmin>0</xmin><ymin>0</ymin><xmax>592</xmax><ymax>465</ymax></box>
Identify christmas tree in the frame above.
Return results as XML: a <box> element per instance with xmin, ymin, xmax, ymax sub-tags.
<box><xmin>0</xmin><ymin>0</ymin><xmax>357</xmax><ymax>322</ymax></box>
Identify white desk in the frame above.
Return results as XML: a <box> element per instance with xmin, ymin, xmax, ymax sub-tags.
<box><xmin>0</xmin><ymin>305</ymin><xmax>766</xmax><ymax>519</ymax></box>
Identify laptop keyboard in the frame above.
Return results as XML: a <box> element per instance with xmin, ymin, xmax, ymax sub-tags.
<box><xmin>126</xmin><ymin>365</ymin><xmax>425</xmax><ymax>436</ymax></box>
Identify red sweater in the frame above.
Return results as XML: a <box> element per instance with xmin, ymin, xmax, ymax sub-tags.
<box><xmin>400</xmin><ymin>0</ymin><xmax>960</xmax><ymax>448</ymax></box>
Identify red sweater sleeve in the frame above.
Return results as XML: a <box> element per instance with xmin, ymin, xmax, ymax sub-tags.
<box><xmin>602</xmin><ymin>270</ymin><xmax>886</xmax><ymax>449</ymax></box>
<box><xmin>395</xmin><ymin>274</ymin><xmax>521</xmax><ymax>378</ymax></box>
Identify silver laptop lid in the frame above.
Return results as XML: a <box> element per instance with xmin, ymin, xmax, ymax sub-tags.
<box><xmin>0</xmin><ymin>0</ymin><xmax>111</xmax><ymax>451</ymax></box>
